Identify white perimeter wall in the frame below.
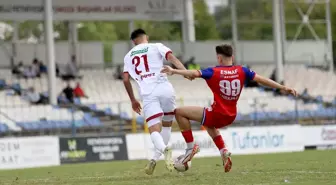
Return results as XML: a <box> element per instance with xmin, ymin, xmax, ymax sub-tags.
<box><xmin>0</xmin><ymin>40</ymin><xmax>329</xmax><ymax>67</ymax></box>
<box><xmin>0</xmin><ymin>42</ymin><xmax>103</xmax><ymax>67</ymax></box>
<box><xmin>113</xmin><ymin>40</ymin><xmax>330</xmax><ymax>66</ymax></box>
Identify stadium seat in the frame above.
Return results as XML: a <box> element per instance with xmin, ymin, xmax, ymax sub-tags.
<box><xmin>0</xmin><ymin>64</ymin><xmax>335</xmax><ymax>132</ymax></box>
<box><xmin>104</xmin><ymin>107</ymin><xmax>114</xmax><ymax>116</ymax></box>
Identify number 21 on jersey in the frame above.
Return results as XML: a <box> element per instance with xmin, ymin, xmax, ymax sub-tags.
<box><xmin>132</xmin><ymin>55</ymin><xmax>149</xmax><ymax>75</ymax></box>
<box><xmin>219</xmin><ymin>79</ymin><xmax>241</xmax><ymax>96</ymax></box>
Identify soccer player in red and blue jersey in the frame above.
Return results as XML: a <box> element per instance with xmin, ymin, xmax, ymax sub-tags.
<box><xmin>161</xmin><ymin>44</ymin><xmax>297</xmax><ymax>173</ymax></box>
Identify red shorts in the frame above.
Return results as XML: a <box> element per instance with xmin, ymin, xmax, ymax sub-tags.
<box><xmin>201</xmin><ymin>108</ymin><xmax>236</xmax><ymax>129</ymax></box>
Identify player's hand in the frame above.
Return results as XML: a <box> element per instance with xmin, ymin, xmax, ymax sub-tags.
<box><xmin>131</xmin><ymin>100</ymin><xmax>142</xmax><ymax>115</ymax></box>
<box><xmin>161</xmin><ymin>65</ymin><xmax>174</xmax><ymax>76</ymax></box>
<box><xmin>282</xmin><ymin>86</ymin><xmax>298</xmax><ymax>97</ymax></box>
<box><xmin>184</xmin><ymin>76</ymin><xmax>194</xmax><ymax>81</ymax></box>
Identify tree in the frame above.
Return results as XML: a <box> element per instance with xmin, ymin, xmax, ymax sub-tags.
<box><xmin>214</xmin><ymin>0</ymin><xmax>329</xmax><ymax>40</ymax></box>
<box><xmin>17</xmin><ymin>21</ymin><xmax>42</xmax><ymax>41</ymax></box>
<box><xmin>193</xmin><ymin>0</ymin><xmax>219</xmax><ymax>40</ymax></box>
<box><xmin>330</xmin><ymin>0</ymin><xmax>336</xmax><ymax>40</ymax></box>
<box><xmin>133</xmin><ymin>21</ymin><xmax>181</xmax><ymax>41</ymax></box>
<box><xmin>77</xmin><ymin>22</ymin><xmax>117</xmax><ymax>41</ymax></box>
<box><xmin>214</xmin><ymin>0</ymin><xmax>272</xmax><ymax>40</ymax></box>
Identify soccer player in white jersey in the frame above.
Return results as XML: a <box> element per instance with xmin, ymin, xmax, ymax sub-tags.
<box><xmin>123</xmin><ymin>29</ymin><xmax>190</xmax><ymax>175</ymax></box>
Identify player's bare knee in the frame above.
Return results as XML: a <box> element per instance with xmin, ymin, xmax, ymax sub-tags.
<box><xmin>147</xmin><ymin>116</ymin><xmax>162</xmax><ymax>133</ymax></box>
<box><xmin>148</xmin><ymin>123</ymin><xmax>161</xmax><ymax>133</ymax></box>
<box><xmin>175</xmin><ymin>108</ymin><xmax>185</xmax><ymax>118</ymax></box>
<box><xmin>175</xmin><ymin>107</ymin><xmax>182</xmax><ymax>114</ymax></box>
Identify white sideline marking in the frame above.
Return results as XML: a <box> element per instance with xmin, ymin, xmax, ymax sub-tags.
<box><xmin>2</xmin><ymin>171</ymin><xmax>335</xmax><ymax>184</ymax></box>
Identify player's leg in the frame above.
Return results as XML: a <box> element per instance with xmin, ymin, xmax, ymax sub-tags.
<box><xmin>205</xmin><ymin>127</ymin><xmax>227</xmax><ymax>153</ymax></box>
<box><xmin>152</xmin><ymin>86</ymin><xmax>175</xmax><ymax>162</ymax></box>
<box><xmin>148</xmin><ymin>120</ymin><xmax>173</xmax><ymax>173</ymax></box>
<box><xmin>152</xmin><ymin>83</ymin><xmax>175</xmax><ymax>169</ymax></box>
<box><xmin>147</xmin><ymin>116</ymin><xmax>166</xmax><ymax>153</ymax></box>
<box><xmin>152</xmin><ymin>118</ymin><xmax>173</xmax><ymax>161</ymax></box>
<box><xmin>161</xmin><ymin>121</ymin><xmax>172</xmax><ymax>147</ymax></box>
<box><xmin>176</xmin><ymin>106</ymin><xmax>233</xmax><ymax>171</ymax></box>
<box><xmin>146</xmin><ymin>119</ymin><xmax>174</xmax><ymax>174</ymax></box>
<box><xmin>175</xmin><ymin>106</ymin><xmax>204</xmax><ymax>163</ymax></box>
<box><xmin>143</xmin><ymin>97</ymin><xmax>173</xmax><ymax>174</ymax></box>
<box><xmin>143</xmin><ymin>112</ymin><xmax>163</xmax><ymax>175</ymax></box>
<box><xmin>159</xmin><ymin>84</ymin><xmax>176</xmax><ymax>152</ymax></box>
<box><xmin>205</xmin><ymin>126</ymin><xmax>232</xmax><ymax>172</ymax></box>
<box><xmin>161</xmin><ymin>104</ymin><xmax>175</xmax><ymax>148</ymax></box>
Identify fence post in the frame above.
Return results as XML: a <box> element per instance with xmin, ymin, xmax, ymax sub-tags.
<box><xmin>254</xmin><ymin>98</ymin><xmax>258</xmax><ymax>125</ymax></box>
<box><xmin>295</xmin><ymin>97</ymin><xmax>299</xmax><ymax>124</ymax></box>
<box><xmin>118</xmin><ymin>102</ymin><xmax>122</xmax><ymax>126</ymax></box>
<box><xmin>143</xmin><ymin>121</ymin><xmax>149</xmax><ymax>133</ymax></box>
<box><xmin>71</xmin><ymin>105</ymin><xmax>76</xmax><ymax>137</ymax></box>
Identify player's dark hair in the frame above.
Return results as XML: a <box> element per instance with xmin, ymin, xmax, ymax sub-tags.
<box><xmin>215</xmin><ymin>44</ymin><xmax>233</xmax><ymax>57</ymax></box>
<box><xmin>130</xmin><ymin>29</ymin><xmax>146</xmax><ymax>40</ymax></box>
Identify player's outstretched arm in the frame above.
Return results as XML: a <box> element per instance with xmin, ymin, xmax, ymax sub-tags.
<box><xmin>123</xmin><ymin>72</ymin><xmax>142</xmax><ymax>114</ymax></box>
<box><xmin>161</xmin><ymin>65</ymin><xmax>201</xmax><ymax>78</ymax></box>
<box><xmin>253</xmin><ymin>74</ymin><xmax>297</xmax><ymax>96</ymax></box>
<box><xmin>166</xmin><ymin>53</ymin><xmax>187</xmax><ymax>70</ymax></box>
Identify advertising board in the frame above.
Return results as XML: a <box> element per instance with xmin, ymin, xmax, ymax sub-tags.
<box><xmin>126</xmin><ymin>125</ymin><xmax>304</xmax><ymax>160</ymax></box>
<box><xmin>59</xmin><ymin>136</ymin><xmax>128</xmax><ymax>164</ymax></box>
<box><xmin>0</xmin><ymin>136</ymin><xmax>60</xmax><ymax>170</ymax></box>
<box><xmin>225</xmin><ymin>125</ymin><xmax>304</xmax><ymax>155</ymax></box>
<box><xmin>302</xmin><ymin>125</ymin><xmax>336</xmax><ymax>149</ymax></box>
<box><xmin>0</xmin><ymin>0</ymin><xmax>184</xmax><ymax>21</ymax></box>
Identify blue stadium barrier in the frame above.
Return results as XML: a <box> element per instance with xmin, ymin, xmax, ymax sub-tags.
<box><xmin>74</xmin><ymin>98</ymin><xmax>81</xmax><ymax>105</ymax></box>
<box><xmin>235</xmin><ymin>113</ymin><xmax>243</xmax><ymax>121</ymax></box>
<box><xmin>84</xmin><ymin>113</ymin><xmax>102</xmax><ymax>127</ymax></box>
<box><xmin>104</xmin><ymin>108</ymin><xmax>114</xmax><ymax>116</ymax></box>
<box><xmin>136</xmin><ymin>116</ymin><xmax>145</xmax><ymax>125</ymax></box>
<box><xmin>11</xmin><ymin>83</ymin><xmax>21</xmax><ymax>91</ymax></box>
<box><xmin>285</xmin><ymin>111</ymin><xmax>297</xmax><ymax>119</ymax></box>
<box><xmin>87</xmin><ymin>118</ymin><xmax>102</xmax><ymax>126</ymax></box>
<box><xmin>16</xmin><ymin>120</ymin><xmax>97</xmax><ymax>130</ymax></box>
<box><xmin>315</xmin><ymin>96</ymin><xmax>323</xmax><ymax>103</ymax></box>
<box><xmin>0</xmin><ymin>123</ymin><xmax>9</xmax><ymax>133</ymax></box>
<box><xmin>88</xmin><ymin>104</ymin><xmax>97</xmax><ymax>110</ymax></box>
<box><xmin>0</xmin><ymin>79</ymin><xmax>6</xmax><ymax>89</ymax></box>
<box><xmin>120</xmin><ymin>112</ymin><xmax>131</xmax><ymax>120</ymax></box>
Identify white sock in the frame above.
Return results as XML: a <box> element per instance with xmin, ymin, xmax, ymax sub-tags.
<box><xmin>152</xmin><ymin>151</ymin><xmax>161</xmax><ymax>161</ymax></box>
<box><xmin>161</xmin><ymin>126</ymin><xmax>172</xmax><ymax>145</ymax></box>
<box><xmin>150</xmin><ymin>131</ymin><xmax>167</xmax><ymax>154</ymax></box>
<box><xmin>187</xmin><ymin>142</ymin><xmax>195</xmax><ymax>149</ymax></box>
<box><xmin>152</xmin><ymin>127</ymin><xmax>172</xmax><ymax>161</ymax></box>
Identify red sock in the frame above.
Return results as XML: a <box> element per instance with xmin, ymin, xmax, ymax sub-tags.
<box><xmin>213</xmin><ymin>135</ymin><xmax>225</xmax><ymax>150</ymax></box>
<box><xmin>181</xmin><ymin>130</ymin><xmax>194</xmax><ymax>143</ymax></box>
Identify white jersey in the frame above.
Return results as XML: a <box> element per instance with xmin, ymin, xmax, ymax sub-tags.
<box><xmin>123</xmin><ymin>43</ymin><xmax>172</xmax><ymax>95</ymax></box>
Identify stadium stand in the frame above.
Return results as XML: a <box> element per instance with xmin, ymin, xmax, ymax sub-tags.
<box><xmin>252</xmin><ymin>65</ymin><xmax>336</xmax><ymax>100</ymax></box>
<box><xmin>0</xmin><ymin>64</ymin><xmax>335</xmax><ymax>133</ymax></box>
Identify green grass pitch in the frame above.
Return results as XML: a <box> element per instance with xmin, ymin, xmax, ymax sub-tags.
<box><xmin>1</xmin><ymin>150</ymin><xmax>335</xmax><ymax>185</ymax></box>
